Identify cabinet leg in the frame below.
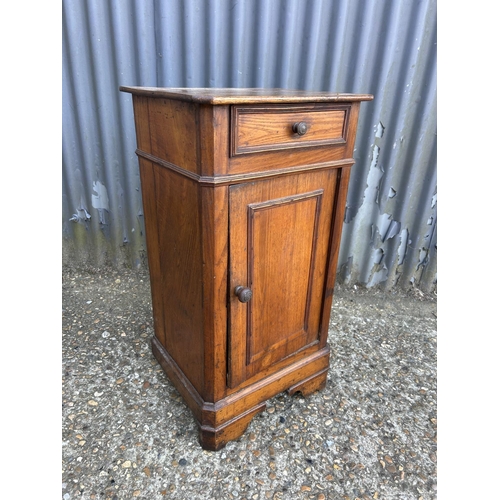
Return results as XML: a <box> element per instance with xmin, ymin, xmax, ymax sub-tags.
<box><xmin>198</xmin><ymin>402</ymin><xmax>266</xmax><ymax>451</ymax></box>
<box><xmin>287</xmin><ymin>368</ymin><xmax>328</xmax><ymax>398</ymax></box>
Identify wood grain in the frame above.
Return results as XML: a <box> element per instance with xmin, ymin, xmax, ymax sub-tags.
<box><xmin>228</xmin><ymin>169</ymin><xmax>337</xmax><ymax>386</ymax></box>
<box><xmin>122</xmin><ymin>86</ymin><xmax>372</xmax><ymax>450</ymax></box>
<box><xmin>232</xmin><ymin>104</ymin><xmax>349</xmax><ymax>156</ymax></box>
<box><xmin>200</xmin><ymin>184</ymin><xmax>229</xmax><ymax>403</ymax></box>
<box><xmin>148</xmin><ymin>97</ymin><xmax>199</xmax><ymax>173</ymax></box>
<box><xmin>120</xmin><ymin>86</ymin><xmax>374</xmax><ymax>105</ymax></box>
<box><xmin>154</xmin><ymin>167</ymin><xmax>204</xmax><ymax>395</ymax></box>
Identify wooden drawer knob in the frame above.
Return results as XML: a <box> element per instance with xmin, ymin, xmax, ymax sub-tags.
<box><xmin>292</xmin><ymin>121</ymin><xmax>308</xmax><ymax>135</ymax></box>
<box><xmin>235</xmin><ymin>286</ymin><xmax>253</xmax><ymax>303</ymax></box>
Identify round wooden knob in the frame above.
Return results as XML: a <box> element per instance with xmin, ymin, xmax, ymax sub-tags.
<box><xmin>292</xmin><ymin>121</ymin><xmax>308</xmax><ymax>135</ymax></box>
<box><xmin>235</xmin><ymin>286</ymin><xmax>253</xmax><ymax>303</ymax></box>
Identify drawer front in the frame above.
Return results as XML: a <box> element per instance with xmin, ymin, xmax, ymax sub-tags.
<box><xmin>230</xmin><ymin>103</ymin><xmax>350</xmax><ymax>156</ymax></box>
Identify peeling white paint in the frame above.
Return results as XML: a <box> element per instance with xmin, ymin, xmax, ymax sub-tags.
<box><xmin>375</xmin><ymin>122</ymin><xmax>385</xmax><ymax>139</ymax></box>
<box><xmin>91</xmin><ymin>181</ymin><xmax>109</xmax><ymax>210</ymax></box>
<box><xmin>431</xmin><ymin>193</ymin><xmax>437</xmax><ymax>208</ymax></box>
<box><xmin>417</xmin><ymin>247</ymin><xmax>429</xmax><ymax>270</ymax></box>
<box><xmin>373</xmin><ymin>213</ymin><xmax>401</xmax><ymax>244</ymax></box>
<box><xmin>69</xmin><ymin>196</ymin><xmax>91</xmax><ymax>223</ymax></box>
<box><xmin>397</xmin><ymin>229</ymin><xmax>409</xmax><ymax>266</ymax></box>
<box><xmin>92</xmin><ymin>181</ymin><xmax>110</xmax><ymax>225</ymax></box>
<box><xmin>370</xmin><ymin>145</ymin><xmax>381</xmax><ymax>171</ymax></box>
<box><xmin>373</xmin><ymin>248</ymin><xmax>384</xmax><ymax>265</ymax></box>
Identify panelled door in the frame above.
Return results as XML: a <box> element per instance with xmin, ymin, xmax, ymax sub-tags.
<box><xmin>227</xmin><ymin>169</ymin><xmax>338</xmax><ymax>387</ymax></box>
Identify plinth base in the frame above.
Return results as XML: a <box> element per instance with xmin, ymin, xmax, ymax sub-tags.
<box><xmin>151</xmin><ymin>336</ymin><xmax>330</xmax><ymax>451</ymax></box>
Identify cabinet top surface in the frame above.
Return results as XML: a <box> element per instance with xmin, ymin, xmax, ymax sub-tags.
<box><xmin>119</xmin><ymin>86</ymin><xmax>374</xmax><ymax>104</ymax></box>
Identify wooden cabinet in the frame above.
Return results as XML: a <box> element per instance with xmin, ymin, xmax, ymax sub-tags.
<box><xmin>120</xmin><ymin>87</ymin><xmax>373</xmax><ymax>450</ymax></box>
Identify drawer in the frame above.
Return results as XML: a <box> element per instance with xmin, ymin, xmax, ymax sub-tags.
<box><xmin>230</xmin><ymin>103</ymin><xmax>350</xmax><ymax>157</ymax></box>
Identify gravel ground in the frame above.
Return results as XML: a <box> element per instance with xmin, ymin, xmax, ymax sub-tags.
<box><xmin>62</xmin><ymin>266</ymin><xmax>437</xmax><ymax>500</ymax></box>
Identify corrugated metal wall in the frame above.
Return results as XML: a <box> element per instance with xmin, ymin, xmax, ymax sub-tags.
<box><xmin>62</xmin><ymin>0</ymin><xmax>437</xmax><ymax>292</ymax></box>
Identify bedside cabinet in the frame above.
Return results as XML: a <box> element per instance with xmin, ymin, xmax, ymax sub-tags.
<box><xmin>119</xmin><ymin>87</ymin><xmax>373</xmax><ymax>450</ymax></box>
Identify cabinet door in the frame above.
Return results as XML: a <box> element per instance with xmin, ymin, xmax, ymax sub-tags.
<box><xmin>228</xmin><ymin>169</ymin><xmax>338</xmax><ymax>387</ymax></box>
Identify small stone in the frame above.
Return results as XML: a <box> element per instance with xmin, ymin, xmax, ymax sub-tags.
<box><xmin>143</xmin><ymin>467</ymin><xmax>151</xmax><ymax>477</ymax></box>
<box><xmin>269</xmin><ymin>472</ymin><xmax>276</xmax><ymax>480</ymax></box>
<box><xmin>116</xmin><ymin>378</ymin><xmax>124</xmax><ymax>384</ymax></box>
<box><xmin>269</xmin><ymin>446</ymin><xmax>275</xmax><ymax>457</ymax></box>
<box><xmin>279</xmin><ymin>416</ymin><xmax>285</xmax><ymax>423</ymax></box>
<box><xmin>143</xmin><ymin>381</ymin><xmax>150</xmax><ymax>389</ymax></box>
<box><xmin>267</xmin><ymin>407</ymin><xmax>275</xmax><ymax>414</ymax></box>
<box><xmin>87</xmin><ymin>400</ymin><xmax>98</xmax><ymax>406</ymax></box>
<box><xmin>249</xmin><ymin>433</ymin><xmax>257</xmax><ymax>441</ymax></box>
<box><xmin>325</xmin><ymin>420</ymin><xmax>333</xmax><ymax>426</ymax></box>
<box><xmin>115</xmin><ymin>279</ymin><xmax>121</xmax><ymax>284</ymax></box>
<box><xmin>318</xmin><ymin>495</ymin><xmax>326</xmax><ymax>500</ymax></box>
<box><xmin>384</xmin><ymin>455</ymin><xmax>393</xmax><ymax>463</ymax></box>
<box><xmin>325</xmin><ymin>474</ymin><xmax>334</xmax><ymax>480</ymax></box>
<box><xmin>301</xmin><ymin>485</ymin><xmax>312</xmax><ymax>491</ymax></box>
<box><xmin>387</xmin><ymin>464</ymin><xmax>397</xmax><ymax>474</ymax></box>
<box><xmin>429</xmin><ymin>452</ymin><xmax>437</xmax><ymax>462</ymax></box>
<box><xmin>132</xmin><ymin>491</ymin><xmax>140</xmax><ymax>497</ymax></box>
<box><xmin>102</xmin><ymin>331</ymin><xmax>110</xmax><ymax>338</ymax></box>
<box><xmin>122</xmin><ymin>461</ymin><xmax>132</xmax><ymax>468</ymax></box>
<box><xmin>179</xmin><ymin>458</ymin><xmax>187</xmax><ymax>466</ymax></box>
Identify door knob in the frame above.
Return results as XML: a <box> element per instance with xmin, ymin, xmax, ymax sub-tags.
<box><xmin>292</xmin><ymin>121</ymin><xmax>308</xmax><ymax>135</ymax></box>
<box><xmin>235</xmin><ymin>286</ymin><xmax>253</xmax><ymax>303</ymax></box>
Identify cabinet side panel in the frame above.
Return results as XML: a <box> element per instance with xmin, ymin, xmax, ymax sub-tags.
<box><xmin>138</xmin><ymin>158</ymin><xmax>166</xmax><ymax>346</ymax></box>
<box><xmin>319</xmin><ymin>166</ymin><xmax>352</xmax><ymax>346</ymax></box>
<box><xmin>154</xmin><ymin>166</ymin><xmax>204</xmax><ymax>395</ymax></box>
<box><xmin>132</xmin><ymin>96</ymin><xmax>167</xmax><ymax>345</ymax></box>
<box><xmin>344</xmin><ymin>102</ymin><xmax>360</xmax><ymax>157</ymax></box>
<box><xmin>147</xmin><ymin>98</ymin><xmax>199</xmax><ymax>174</ymax></box>
<box><xmin>132</xmin><ymin>95</ymin><xmax>152</xmax><ymax>152</ymax></box>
